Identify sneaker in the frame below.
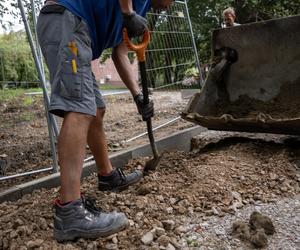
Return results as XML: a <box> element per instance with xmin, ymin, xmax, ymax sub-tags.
<box><xmin>53</xmin><ymin>197</ymin><xmax>128</xmax><ymax>242</ymax></box>
<box><xmin>98</xmin><ymin>168</ymin><xmax>143</xmax><ymax>191</ymax></box>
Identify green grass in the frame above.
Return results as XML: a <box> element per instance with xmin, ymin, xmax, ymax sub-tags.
<box><xmin>99</xmin><ymin>84</ymin><xmax>127</xmax><ymax>90</ymax></box>
<box><xmin>0</xmin><ymin>88</ymin><xmax>42</xmax><ymax>102</ymax></box>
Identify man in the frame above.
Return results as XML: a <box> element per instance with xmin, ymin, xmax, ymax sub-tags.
<box><xmin>37</xmin><ymin>0</ymin><xmax>173</xmax><ymax>242</ymax></box>
<box><xmin>222</xmin><ymin>7</ymin><xmax>240</xmax><ymax>28</ymax></box>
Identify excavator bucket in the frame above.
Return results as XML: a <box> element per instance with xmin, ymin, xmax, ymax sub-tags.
<box><xmin>182</xmin><ymin>15</ymin><xmax>300</xmax><ymax>135</ymax></box>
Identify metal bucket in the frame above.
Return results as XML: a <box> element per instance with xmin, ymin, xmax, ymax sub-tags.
<box><xmin>182</xmin><ymin>15</ymin><xmax>300</xmax><ymax>135</ymax></box>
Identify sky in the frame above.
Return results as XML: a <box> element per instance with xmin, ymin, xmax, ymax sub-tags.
<box><xmin>0</xmin><ymin>0</ymin><xmax>25</xmax><ymax>34</ymax></box>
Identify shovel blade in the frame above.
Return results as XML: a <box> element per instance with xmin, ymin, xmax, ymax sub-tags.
<box><xmin>143</xmin><ymin>154</ymin><xmax>163</xmax><ymax>174</ymax></box>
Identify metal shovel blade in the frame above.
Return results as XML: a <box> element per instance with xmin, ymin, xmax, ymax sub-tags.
<box><xmin>143</xmin><ymin>119</ymin><xmax>162</xmax><ymax>174</ymax></box>
<box><xmin>143</xmin><ymin>153</ymin><xmax>163</xmax><ymax>174</ymax></box>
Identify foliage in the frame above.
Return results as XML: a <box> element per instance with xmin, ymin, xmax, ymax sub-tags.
<box><xmin>0</xmin><ymin>0</ymin><xmax>299</xmax><ymax>88</ymax></box>
<box><xmin>187</xmin><ymin>0</ymin><xmax>300</xmax><ymax>63</ymax></box>
<box><xmin>0</xmin><ymin>31</ymin><xmax>38</xmax><ymax>83</ymax></box>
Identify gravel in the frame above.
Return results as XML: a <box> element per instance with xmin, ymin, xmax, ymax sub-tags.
<box><xmin>0</xmin><ymin>132</ymin><xmax>299</xmax><ymax>249</ymax></box>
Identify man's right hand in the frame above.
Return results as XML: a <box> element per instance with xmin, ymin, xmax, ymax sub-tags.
<box><xmin>122</xmin><ymin>11</ymin><xmax>148</xmax><ymax>38</ymax></box>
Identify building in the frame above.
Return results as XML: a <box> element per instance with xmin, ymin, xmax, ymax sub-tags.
<box><xmin>92</xmin><ymin>57</ymin><xmax>139</xmax><ymax>87</ymax></box>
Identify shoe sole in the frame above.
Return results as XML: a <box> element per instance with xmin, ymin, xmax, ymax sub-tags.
<box><xmin>54</xmin><ymin>216</ymin><xmax>128</xmax><ymax>242</ymax></box>
<box><xmin>99</xmin><ymin>173</ymin><xmax>143</xmax><ymax>192</ymax></box>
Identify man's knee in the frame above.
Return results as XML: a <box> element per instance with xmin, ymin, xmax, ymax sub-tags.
<box><xmin>92</xmin><ymin>108</ymin><xmax>106</xmax><ymax>127</ymax></box>
<box><xmin>64</xmin><ymin>112</ymin><xmax>94</xmax><ymax>127</ymax></box>
<box><xmin>97</xmin><ymin>108</ymin><xmax>106</xmax><ymax>118</ymax></box>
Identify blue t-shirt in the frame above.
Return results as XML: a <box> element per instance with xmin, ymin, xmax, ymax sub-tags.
<box><xmin>58</xmin><ymin>0</ymin><xmax>151</xmax><ymax>60</ymax></box>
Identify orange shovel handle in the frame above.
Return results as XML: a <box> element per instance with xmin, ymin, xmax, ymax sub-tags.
<box><xmin>123</xmin><ymin>28</ymin><xmax>150</xmax><ymax>62</ymax></box>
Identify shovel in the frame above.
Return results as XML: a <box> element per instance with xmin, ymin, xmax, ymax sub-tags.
<box><xmin>123</xmin><ymin>29</ymin><xmax>161</xmax><ymax>173</ymax></box>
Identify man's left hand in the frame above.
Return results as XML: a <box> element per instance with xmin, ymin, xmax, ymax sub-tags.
<box><xmin>134</xmin><ymin>94</ymin><xmax>154</xmax><ymax>121</ymax></box>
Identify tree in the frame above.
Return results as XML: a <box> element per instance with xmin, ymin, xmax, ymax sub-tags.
<box><xmin>0</xmin><ymin>31</ymin><xmax>38</xmax><ymax>84</ymax></box>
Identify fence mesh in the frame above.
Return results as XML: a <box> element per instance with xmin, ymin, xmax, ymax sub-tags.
<box><xmin>0</xmin><ymin>0</ymin><xmax>200</xmax><ymax>183</ymax></box>
<box><xmin>146</xmin><ymin>1</ymin><xmax>201</xmax><ymax>90</ymax></box>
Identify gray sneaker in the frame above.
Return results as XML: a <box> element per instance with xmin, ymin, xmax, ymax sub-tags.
<box><xmin>98</xmin><ymin>168</ymin><xmax>143</xmax><ymax>191</ymax></box>
<box><xmin>53</xmin><ymin>197</ymin><xmax>128</xmax><ymax>242</ymax></box>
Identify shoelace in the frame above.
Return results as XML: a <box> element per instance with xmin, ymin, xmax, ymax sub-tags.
<box><xmin>82</xmin><ymin>197</ymin><xmax>102</xmax><ymax>215</ymax></box>
<box><xmin>116</xmin><ymin>168</ymin><xmax>127</xmax><ymax>183</ymax></box>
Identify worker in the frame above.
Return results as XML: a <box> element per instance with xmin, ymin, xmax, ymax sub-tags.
<box><xmin>37</xmin><ymin>0</ymin><xmax>174</xmax><ymax>242</ymax></box>
<box><xmin>222</xmin><ymin>7</ymin><xmax>240</xmax><ymax>28</ymax></box>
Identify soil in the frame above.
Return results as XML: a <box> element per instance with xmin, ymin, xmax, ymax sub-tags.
<box><xmin>0</xmin><ymin>131</ymin><xmax>299</xmax><ymax>249</ymax></box>
<box><xmin>0</xmin><ymin>91</ymin><xmax>193</xmax><ymax>191</ymax></box>
<box><xmin>214</xmin><ymin>83</ymin><xmax>300</xmax><ymax>119</ymax></box>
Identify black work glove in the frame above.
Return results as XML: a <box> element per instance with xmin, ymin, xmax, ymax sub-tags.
<box><xmin>122</xmin><ymin>11</ymin><xmax>148</xmax><ymax>38</ymax></box>
<box><xmin>134</xmin><ymin>94</ymin><xmax>154</xmax><ymax>121</ymax></box>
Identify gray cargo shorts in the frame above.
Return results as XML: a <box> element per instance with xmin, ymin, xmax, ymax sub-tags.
<box><xmin>37</xmin><ymin>5</ymin><xmax>105</xmax><ymax>118</ymax></box>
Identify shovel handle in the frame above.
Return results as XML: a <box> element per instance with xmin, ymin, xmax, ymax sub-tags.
<box><xmin>123</xmin><ymin>28</ymin><xmax>150</xmax><ymax>62</ymax></box>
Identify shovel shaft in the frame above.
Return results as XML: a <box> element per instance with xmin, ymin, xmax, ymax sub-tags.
<box><xmin>123</xmin><ymin>28</ymin><xmax>160</xmax><ymax>163</ymax></box>
<box><xmin>139</xmin><ymin>61</ymin><xmax>149</xmax><ymax>104</ymax></box>
<box><xmin>139</xmin><ymin>61</ymin><xmax>159</xmax><ymax>158</ymax></box>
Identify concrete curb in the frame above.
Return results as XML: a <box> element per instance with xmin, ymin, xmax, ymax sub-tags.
<box><xmin>0</xmin><ymin>126</ymin><xmax>206</xmax><ymax>203</ymax></box>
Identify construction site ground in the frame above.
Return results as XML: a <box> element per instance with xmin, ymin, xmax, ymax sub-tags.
<box><xmin>0</xmin><ymin>92</ymin><xmax>300</xmax><ymax>249</ymax></box>
<box><xmin>0</xmin><ymin>91</ymin><xmax>193</xmax><ymax>191</ymax></box>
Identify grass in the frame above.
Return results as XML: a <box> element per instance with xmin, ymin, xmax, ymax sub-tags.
<box><xmin>0</xmin><ymin>88</ymin><xmax>42</xmax><ymax>102</ymax></box>
<box><xmin>99</xmin><ymin>84</ymin><xmax>127</xmax><ymax>90</ymax></box>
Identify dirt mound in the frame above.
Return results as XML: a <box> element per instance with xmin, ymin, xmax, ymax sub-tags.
<box><xmin>1</xmin><ymin>138</ymin><xmax>299</xmax><ymax>249</ymax></box>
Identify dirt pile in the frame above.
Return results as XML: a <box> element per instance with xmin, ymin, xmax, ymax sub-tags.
<box><xmin>214</xmin><ymin>82</ymin><xmax>300</xmax><ymax>119</ymax></box>
<box><xmin>232</xmin><ymin>211</ymin><xmax>275</xmax><ymax>248</ymax></box>
<box><xmin>0</xmin><ymin>135</ymin><xmax>299</xmax><ymax>249</ymax></box>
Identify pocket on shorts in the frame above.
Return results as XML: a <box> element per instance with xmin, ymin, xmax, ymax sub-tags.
<box><xmin>60</xmin><ymin>48</ymin><xmax>83</xmax><ymax>100</ymax></box>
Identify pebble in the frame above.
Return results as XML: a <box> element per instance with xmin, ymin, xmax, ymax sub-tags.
<box><xmin>154</xmin><ymin>227</ymin><xmax>165</xmax><ymax>237</ymax></box>
<box><xmin>141</xmin><ymin>231</ymin><xmax>154</xmax><ymax>245</ymax></box>
<box><xmin>26</xmin><ymin>239</ymin><xmax>44</xmax><ymax>248</ymax></box>
<box><xmin>166</xmin><ymin>243</ymin><xmax>176</xmax><ymax>250</ymax></box>
<box><xmin>162</xmin><ymin>220</ymin><xmax>175</xmax><ymax>231</ymax></box>
<box><xmin>157</xmin><ymin>235</ymin><xmax>170</xmax><ymax>247</ymax></box>
<box><xmin>104</xmin><ymin>243</ymin><xmax>118</xmax><ymax>250</ymax></box>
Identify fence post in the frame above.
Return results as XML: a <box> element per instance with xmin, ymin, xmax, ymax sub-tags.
<box><xmin>183</xmin><ymin>0</ymin><xmax>204</xmax><ymax>87</ymax></box>
<box><xmin>18</xmin><ymin>0</ymin><xmax>59</xmax><ymax>173</ymax></box>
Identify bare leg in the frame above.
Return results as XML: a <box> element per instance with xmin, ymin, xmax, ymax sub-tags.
<box><xmin>58</xmin><ymin>112</ymin><xmax>93</xmax><ymax>203</ymax></box>
<box><xmin>87</xmin><ymin>108</ymin><xmax>113</xmax><ymax>175</ymax></box>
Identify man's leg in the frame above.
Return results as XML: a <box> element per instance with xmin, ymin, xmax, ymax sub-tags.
<box><xmin>88</xmin><ymin>107</ymin><xmax>143</xmax><ymax>191</ymax></box>
<box><xmin>58</xmin><ymin>112</ymin><xmax>92</xmax><ymax>203</ymax></box>
<box><xmin>87</xmin><ymin>108</ymin><xmax>113</xmax><ymax>176</ymax></box>
<box><xmin>37</xmin><ymin>7</ymin><xmax>129</xmax><ymax>241</ymax></box>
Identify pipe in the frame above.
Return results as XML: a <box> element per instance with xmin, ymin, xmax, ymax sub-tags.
<box><xmin>18</xmin><ymin>0</ymin><xmax>59</xmax><ymax>172</ymax></box>
<box><xmin>0</xmin><ymin>167</ymin><xmax>53</xmax><ymax>181</ymax></box>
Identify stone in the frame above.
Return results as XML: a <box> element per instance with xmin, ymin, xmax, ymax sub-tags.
<box><xmin>104</xmin><ymin>243</ymin><xmax>118</xmax><ymax>250</ymax></box>
<box><xmin>141</xmin><ymin>232</ymin><xmax>154</xmax><ymax>245</ymax></box>
<box><xmin>249</xmin><ymin>211</ymin><xmax>275</xmax><ymax>235</ymax></box>
<box><xmin>166</xmin><ymin>243</ymin><xmax>176</xmax><ymax>250</ymax></box>
<box><xmin>10</xmin><ymin>230</ymin><xmax>18</xmax><ymax>239</ymax></box>
<box><xmin>231</xmin><ymin>220</ymin><xmax>250</xmax><ymax>240</ymax></box>
<box><xmin>87</xmin><ymin>242</ymin><xmax>97</xmax><ymax>250</ymax></box>
<box><xmin>26</xmin><ymin>239</ymin><xmax>44</xmax><ymax>248</ymax></box>
<box><xmin>162</xmin><ymin>220</ymin><xmax>175</xmax><ymax>231</ymax></box>
<box><xmin>166</xmin><ymin>207</ymin><xmax>173</xmax><ymax>214</ymax></box>
<box><xmin>13</xmin><ymin>218</ymin><xmax>24</xmax><ymax>229</ymax></box>
<box><xmin>154</xmin><ymin>227</ymin><xmax>165</xmax><ymax>237</ymax></box>
<box><xmin>157</xmin><ymin>235</ymin><xmax>170</xmax><ymax>247</ymax></box>
<box><xmin>112</xmin><ymin>236</ymin><xmax>118</xmax><ymax>244</ymax></box>
<box><xmin>39</xmin><ymin>218</ymin><xmax>48</xmax><ymax>230</ymax></box>
<box><xmin>250</xmin><ymin>229</ymin><xmax>268</xmax><ymax>248</ymax></box>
